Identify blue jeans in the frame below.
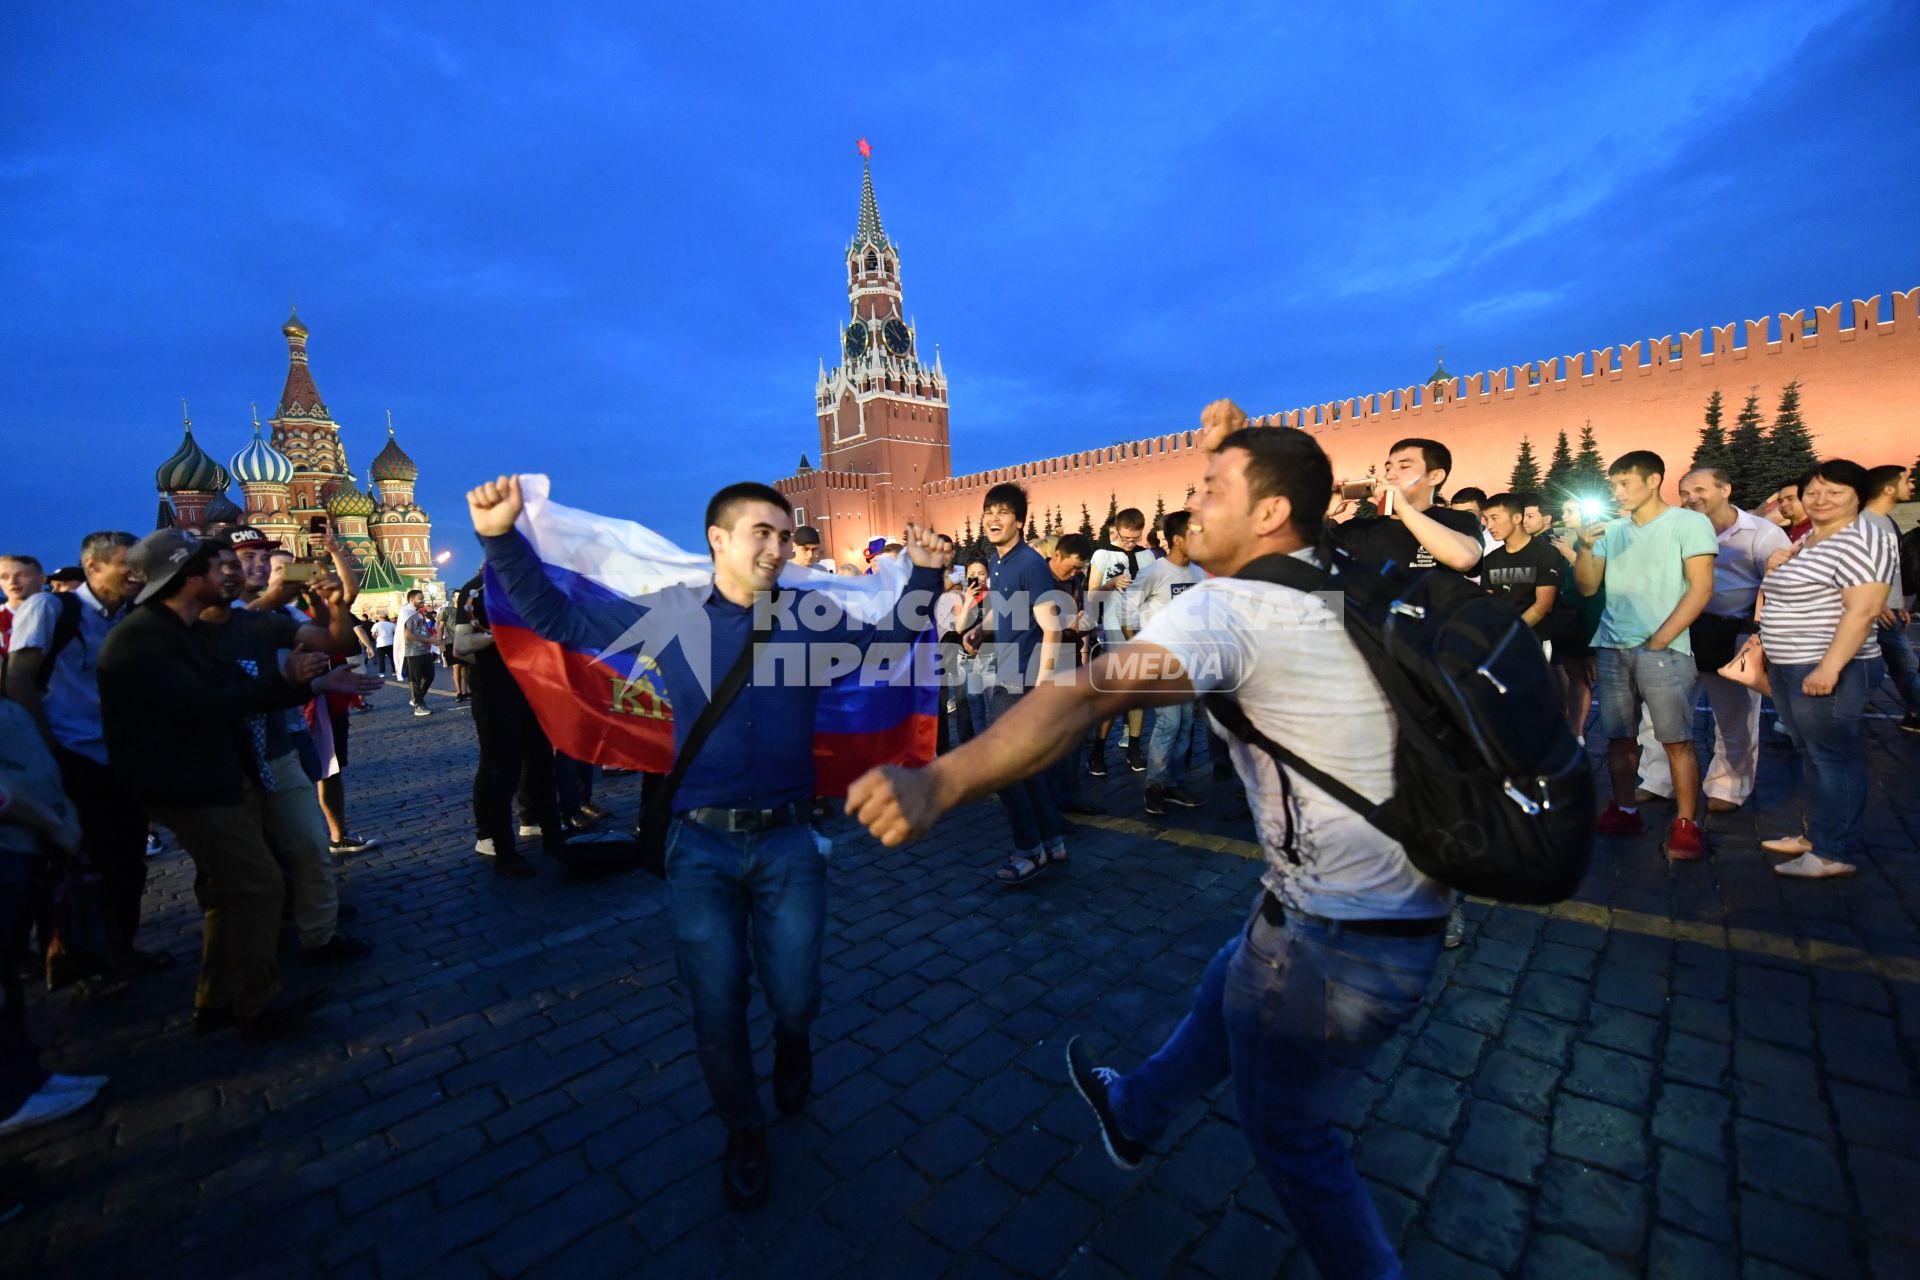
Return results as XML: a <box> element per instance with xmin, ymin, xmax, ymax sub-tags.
<box><xmin>1770</xmin><ymin>659</ymin><xmax>1882</xmax><ymax>863</ymax></box>
<box><xmin>1595</xmin><ymin>644</ymin><xmax>1699</xmax><ymax>742</ymax></box>
<box><xmin>1147</xmin><ymin>702</ymin><xmax>1193</xmax><ymax>786</ymax></box>
<box><xmin>1877</xmin><ymin>623</ymin><xmax>1920</xmax><ymax>716</ymax></box>
<box><xmin>665</xmin><ymin>819</ymin><xmax>826</xmax><ymax>1131</ymax></box>
<box><xmin>1111</xmin><ymin>903</ymin><xmax>1439</xmax><ymax>1280</ymax></box>
<box><xmin>983</xmin><ymin>686</ymin><xmax>1066</xmax><ymax>851</ymax></box>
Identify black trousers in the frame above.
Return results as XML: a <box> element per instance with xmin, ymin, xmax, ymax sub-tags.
<box><xmin>471</xmin><ymin>659</ymin><xmax>559</xmax><ymax>855</ymax></box>
<box><xmin>0</xmin><ymin>851</ymin><xmax>47</xmax><ymax>1117</ymax></box>
<box><xmin>54</xmin><ymin>747</ymin><xmax>149</xmax><ymax>960</ymax></box>
<box><xmin>403</xmin><ymin>654</ymin><xmax>436</xmax><ymax>705</ymax></box>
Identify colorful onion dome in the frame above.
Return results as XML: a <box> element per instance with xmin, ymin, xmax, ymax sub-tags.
<box><xmin>368</xmin><ymin>422</ymin><xmax>419</xmax><ymax>483</ymax></box>
<box><xmin>230</xmin><ymin>418</ymin><xmax>295</xmax><ymax>486</ymax></box>
<box><xmin>155</xmin><ymin>405</ymin><xmax>224</xmax><ymax>493</ymax></box>
<box><xmin>325</xmin><ymin>481</ymin><xmax>377</xmax><ymax>518</ymax></box>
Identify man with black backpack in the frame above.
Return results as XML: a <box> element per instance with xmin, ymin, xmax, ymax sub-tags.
<box><xmin>3</xmin><ymin>531</ymin><xmax>158</xmax><ymax>983</ymax></box>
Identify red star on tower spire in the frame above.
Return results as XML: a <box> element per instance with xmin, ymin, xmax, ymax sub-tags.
<box><xmin>857</xmin><ymin>137</ymin><xmax>871</xmax><ymax>159</ymax></box>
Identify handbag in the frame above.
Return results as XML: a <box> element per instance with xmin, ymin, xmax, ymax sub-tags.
<box><xmin>1718</xmin><ymin>635</ymin><xmax>1771</xmax><ymax>696</ymax></box>
<box><xmin>1688</xmin><ymin>612</ymin><xmax>1752</xmax><ymax>675</ymax></box>
<box><xmin>633</xmin><ymin>616</ymin><xmax>772</xmax><ymax>879</ymax></box>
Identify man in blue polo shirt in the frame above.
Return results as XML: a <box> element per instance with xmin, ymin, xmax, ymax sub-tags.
<box><xmin>469</xmin><ymin>473</ymin><xmax>943</xmax><ymax>1213</ymax></box>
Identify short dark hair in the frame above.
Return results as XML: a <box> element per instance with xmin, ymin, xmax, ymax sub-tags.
<box><xmin>1608</xmin><ymin>450</ymin><xmax>1665</xmax><ymax>482</ymax></box>
<box><xmin>80</xmin><ymin>531</ymin><xmax>136</xmax><ymax>563</ymax></box>
<box><xmin>1053</xmin><ymin>533</ymin><xmax>1093</xmax><ymax>562</ymax></box>
<box><xmin>1865</xmin><ymin>464</ymin><xmax>1908</xmax><ymax>501</ymax></box>
<box><xmin>982</xmin><ymin>482</ymin><xmax>1029</xmax><ymax>524</ymax></box>
<box><xmin>1163</xmin><ymin>510</ymin><xmax>1192</xmax><ymax>542</ymax></box>
<box><xmin>1805</xmin><ymin>458</ymin><xmax>1874</xmax><ymax>509</ymax></box>
<box><xmin>1113</xmin><ymin>507</ymin><xmax>1145</xmax><ymax>531</ymax></box>
<box><xmin>935</xmin><ymin>533</ymin><xmax>954</xmax><ymax>547</ymax></box>
<box><xmin>1218</xmin><ymin>426</ymin><xmax>1333</xmax><ymax>543</ymax></box>
<box><xmin>792</xmin><ymin>525</ymin><xmax>822</xmax><ymax>547</ymax></box>
<box><xmin>0</xmin><ymin>553</ymin><xmax>44</xmax><ymax>571</ymax></box>
<box><xmin>1390</xmin><ymin>437</ymin><xmax>1452</xmax><ymax>485</ymax></box>
<box><xmin>1450</xmin><ymin>487</ymin><xmax>1488</xmax><ymax>510</ymax></box>
<box><xmin>407</xmin><ymin>589</ymin><xmax>424</xmax><ymax>602</ymax></box>
<box><xmin>705</xmin><ymin>482</ymin><xmax>792</xmax><ymax>534</ymax></box>
<box><xmin>1777</xmin><ymin>479</ymin><xmax>1802</xmax><ymax>497</ymax></box>
<box><xmin>1514</xmin><ymin>491</ymin><xmax>1547</xmax><ymax>514</ymax></box>
<box><xmin>1483</xmin><ymin>492</ymin><xmax>1527</xmax><ymax>517</ymax></box>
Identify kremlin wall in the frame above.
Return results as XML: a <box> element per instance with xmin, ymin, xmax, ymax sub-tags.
<box><xmin>778</xmin><ymin>157</ymin><xmax>1919</xmax><ymax>562</ymax></box>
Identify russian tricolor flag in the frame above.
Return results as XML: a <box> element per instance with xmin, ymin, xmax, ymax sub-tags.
<box><xmin>483</xmin><ymin>476</ymin><xmax>939</xmax><ymax>796</ymax></box>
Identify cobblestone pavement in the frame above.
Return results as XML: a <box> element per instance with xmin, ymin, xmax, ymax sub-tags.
<box><xmin>4</xmin><ymin>679</ymin><xmax>1919</xmax><ymax>1279</ymax></box>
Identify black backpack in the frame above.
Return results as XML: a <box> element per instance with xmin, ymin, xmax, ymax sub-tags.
<box><xmin>1203</xmin><ymin>548</ymin><xmax>1593</xmax><ymax>905</ymax></box>
<box><xmin>1</xmin><ymin>591</ymin><xmax>83</xmax><ymax>700</ymax></box>
<box><xmin>1900</xmin><ymin>525</ymin><xmax>1919</xmax><ymax>600</ymax></box>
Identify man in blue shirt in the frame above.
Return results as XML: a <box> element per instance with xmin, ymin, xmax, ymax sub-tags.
<box><xmin>962</xmin><ymin>483</ymin><xmax>1076</xmax><ymax>885</ymax></box>
<box><xmin>468</xmin><ymin>474</ymin><xmax>943</xmax><ymax>1212</ymax></box>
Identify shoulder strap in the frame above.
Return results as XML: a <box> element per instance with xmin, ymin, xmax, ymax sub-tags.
<box><xmin>1200</xmin><ymin>692</ymin><xmax>1381</xmax><ymax>842</ymax></box>
<box><xmin>35</xmin><ymin>593</ymin><xmax>85</xmax><ymax>693</ymax></box>
<box><xmin>645</xmin><ymin>611</ymin><xmax>772</xmax><ymax>819</ymax></box>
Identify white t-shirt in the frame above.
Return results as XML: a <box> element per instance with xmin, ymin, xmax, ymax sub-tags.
<box><xmin>1089</xmin><ymin>544</ymin><xmax>1151</xmax><ymax>641</ymax></box>
<box><xmin>1134</xmin><ymin>560</ymin><xmax>1452</xmax><ymax>921</ymax></box>
<box><xmin>372</xmin><ymin>619</ymin><xmax>396</xmax><ymax>647</ymax></box>
<box><xmin>1125</xmin><ymin>557</ymin><xmax>1206</xmax><ymax>631</ymax></box>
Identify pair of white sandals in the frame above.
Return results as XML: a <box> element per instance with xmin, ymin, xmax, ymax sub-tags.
<box><xmin>1760</xmin><ymin>834</ymin><xmax>1855</xmax><ymax>879</ymax></box>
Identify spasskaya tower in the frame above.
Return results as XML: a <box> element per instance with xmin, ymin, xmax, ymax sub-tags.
<box><xmin>775</xmin><ymin>142</ymin><xmax>950</xmax><ymax>564</ymax></box>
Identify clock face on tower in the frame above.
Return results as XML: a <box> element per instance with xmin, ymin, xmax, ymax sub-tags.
<box><xmin>882</xmin><ymin>317</ymin><xmax>911</xmax><ymax>356</ymax></box>
<box><xmin>844</xmin><ymin>321</ymin><xmax>868</xmax><ymax>360</ymax></box>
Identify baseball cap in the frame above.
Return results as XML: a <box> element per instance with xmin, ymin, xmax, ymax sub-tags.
<box><xmin>128</xmin><ymin>529</ymin><xmax>207</xmax><ymax>606</ymax></box>
<box><xmin>793</xmin><ymin>525</ymin><xmax>822</xmax><ymax>547</ymax></box>
<box><xmin>222</xmin><ymin>526</ymin><xmax>281</xmax><ymax>552</ymax></box>
<box><xmin>48</xmin><ymin>565</ymin><xmax>85</xmax><ymax>585</ymax></box>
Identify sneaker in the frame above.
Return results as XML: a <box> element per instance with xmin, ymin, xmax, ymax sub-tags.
<box><xmin>1126</xmin><ymin>741</ymin><xmax>1146</xmax><ymax>773</ymax></box>
<box><xmin>721</xmin><ymin>1126</ymin><xmax>771</xmax><ymax>1212</ymax></box>
<box><xmin>773</xmin><ymin>1033</ymin><xmax>813</xmax><ymax>1116</ymax></box>
<box><xmin>577</xmin><ymin>802</ymin><xmax>612</xmax><ymax>822</ymax></box>
<box><xmin>44</xmin><ymin>1073</ymin><xmax>109</xmax><ymax>1094</ymax></box>
<box><xmin>412</xmin><ymin>705</ymin><xmax>431</xmax><ymax>718</ymax></box>
<box><xmin>1443</xmin><ymin>904</ymin><xmax>1467</xmax><ymax>950</ymax></box>
<box><xmin>517</xmin><ymin>823</ymin><xmax>541</xmax><ymax>839</ymax></box>
<box><xmin>1761</xmin><ymin>834</ymin><xmax>1814</xmax><ymax>856</ymax></box>
<box><xmin>236</xmin><ymin>988</ymin><xmax>331</xmax><ymax>1041</ymax></box>
<box><xmin>1594</xmin><ymin>803</ymin><xmax>1646</xmax><ymax>837</ymax></box>
<box><xmin>1664</xmin><ymin>818</ymin><xmax>1707</xmax><ymax>861</ymax></box>
<box><xmin>1161</xmin><ymin>784</ymin><xmax>1201</xmax><ymax>809</ymax></box>
<box><xmin>1903</xmin><ymin>712</ymin><xmax>1920</xmax><ymax>735</ymax></box>
<box><xmin>329</xmin><ymin>834</ymin><xmax>378</xmax><ymax>856</ymax></box>
<box><xmin>301</xmin><ymin>935</ymin><xmax>374</xmax><ymax>965</ymax></box>
<box><xmin>1774</xmin><ymin>852</ymin><xmax>1857</xmax><ymax>879</ymax></box>
<box><xmin>1065</xmin><ymin>1037</ymin><xmax>1147</xmax><ymax>1170</ymax></box>
<box><xmin>1143</xmin><ymin>784</ymin><xmax>1167</xmax><ymax>817</ymax></box>
<box><xmin>475</xmin><ymin>837</ymin><xmax>496</xmax><ymax>857</ymax></box>
<box><xmin>144</xmin><ymin>832</ymin><xmax>163</xmax><ymax>858</ymax></box>
<box><xmin>0</xmin><ymin>1081</ymin><xmax>100</xmax><ymax>1136</ymax></box>
<box><xmin>1088</xmin><ymin>744</ymin><xmax>1108</xmax><ymax>778</ymax></box>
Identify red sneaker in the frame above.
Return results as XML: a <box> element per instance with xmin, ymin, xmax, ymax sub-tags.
<box><xmin>1665</xmin><ymin>818</ymin><xmax>1707</xmax><ymax>861</ymax></box>
<box><xmin>1594</xmin><ymin>803</ymin><xmax>1647</xmax><ymax>837</ymax></box>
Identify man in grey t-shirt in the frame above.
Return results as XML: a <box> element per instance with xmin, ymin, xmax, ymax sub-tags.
<box><xmin>847</xmin><ymin>407</ymin><xmax>1447</xmax><ymax>1279</ymax></box>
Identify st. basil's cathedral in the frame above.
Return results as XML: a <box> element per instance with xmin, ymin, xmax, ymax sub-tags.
<box><xmin>152</xmin><ymin>309</ymin><xmax>441</xmax><ymax>610</ymax></box>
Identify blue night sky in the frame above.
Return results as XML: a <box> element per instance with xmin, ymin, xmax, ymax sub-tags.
<box><xmin>4</xmin><ymin>1</ymin><xmax>1916</xmax><ymax>572</ymax></box>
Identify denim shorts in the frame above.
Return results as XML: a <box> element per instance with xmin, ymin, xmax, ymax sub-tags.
<box><xmin>1595</xmin><ymin>644</ymin><xmax>1698</xmax><ymax>742</ymax></box>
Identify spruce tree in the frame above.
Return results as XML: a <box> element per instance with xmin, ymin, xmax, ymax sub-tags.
<box><xmin>1078</xmin><ymin>503</ymin><xmax>1093</xmax><ymax>538</ymax></box>
<box><xmin>1509</xmin><ymin>436</ymin><xmax>1542</xmax><ymax>494</ymax></box>
<box><xmin>1104</xmin><ymin>492</ymin><xmax>1119</xmax><ymax>532</ymax></box>
<box><xmin>1691</xmin><ymin>389</ymin><xmax>1730</xmax><ymax>475</ymax></box>
<box><xmin>1763</xmin><ymin>379</ymin><xmax>1817</xmax><ymax>499</ymax></box>
<box><xmin>1567</xmin><ymin>421</ymin><xmax>1607</xmax><ymax>498</ymax></box>
<box><xmin>1544</xmin><ymin>430</ymin><xmax>1575</xmax><ymax>503</ymax></box>
<box><xmin>1726</xmin><ymin>389</ymin><xmax>1769</xmax><ymax>508</ymax></box>
<box><xmin>1026</xmin><ymin>517</ymin><xmax>1037</xmax><ymax>541</ymax></box>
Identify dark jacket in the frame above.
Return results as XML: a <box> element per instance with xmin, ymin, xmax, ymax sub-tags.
<box><xmin>96</xmin><ymin>602</ymin><xmax>313</xmax><ymax>807</ymax></box>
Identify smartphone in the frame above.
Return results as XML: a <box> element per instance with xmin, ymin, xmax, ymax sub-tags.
<box><xmin>281</xmin><ymin>562</ymin><xmax>318</xmax><ymax>583</ymax></box>
<box><xmin>1578</xmin><ymin>499</ymin><xmax>1607</xmax><ymax>521</ymax></box>
<box><xmin>1337</xmin><ymin>480</ymin><xmax>1374</xmax><ymax>500</ymax></box>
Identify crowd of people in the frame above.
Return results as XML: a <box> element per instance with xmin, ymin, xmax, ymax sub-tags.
<box><xmin>2</xmin><ymin>403</ymin><xmax>1914</xmax><ymax>1274</ymax></box>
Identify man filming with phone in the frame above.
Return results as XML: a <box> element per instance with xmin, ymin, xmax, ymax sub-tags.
<box><xmin>1327</xmin><ymin>438</ymin><xmax>1484</xmax><ymax>575</ymax></box>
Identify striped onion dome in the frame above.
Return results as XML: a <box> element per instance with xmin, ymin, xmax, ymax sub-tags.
<box><xmin>369</xmin><ymin>427</ymin><xmax>419</xmax><ymax>482</ymax></box>
<box><xmin>230</xmin><ymin>424</ymin><xmax>295</xmax><ymax>486</ymax></box>
<box><xmin>155</xmin><ymin>424</ymin><xmax>223</xmax><ymax>493</ymax></box>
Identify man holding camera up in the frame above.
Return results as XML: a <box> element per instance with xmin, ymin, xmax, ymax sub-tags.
<box><xmin>1330</xmin><ymin>438</ymin><xmax>1485</xmax><ymax>575</ymax></box>
<box><xmin>1574</xmin><ymin>451</ymin><xmax>1718</xmax><ymax>858</ymax></box>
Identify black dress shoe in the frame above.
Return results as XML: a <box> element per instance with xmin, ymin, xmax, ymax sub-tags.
<box><xmin>722</xmin><ymin>1127</ymin><xmax>770</xmax><ymax>1212</ymax></box>
<box><xmin>773</xmin><ymin>1033</ymin><xmax>813</xmax><ymax>1116</ymax></box>
<box><xmin>236</xmin><ymin>988</ymin><xmax>331</xmax><ymax>1042</ymax></box>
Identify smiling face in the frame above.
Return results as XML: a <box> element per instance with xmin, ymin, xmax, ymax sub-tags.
<box><xmin>1184</xmin><ymin>446</ymin><xmax>1295</xmax><ymax>575</ymax></box>
<box><xmin>1678</xmin><ymin>470</ymin><xmax>1732</xmax><ymax>522</ymax></box>
<box><xmin>709</xmin><ymin>500</ymin><xmax>793</xmax><ymax>593</ymax></box>
<box><xmin>981</xmin><ymin>502</ymin><xmax>1021</xmax><ymax>550</ymax></box>
<box><xmin>84</xmin><ymin>545</ymin><xmax>133</xmax><ymax>607</ymax></box>
<box><xmin>0</xmin><ymin>557</ymin><xmax>45</xmax><ymax>606</ymax></box>
<box><xmin>1802</xmin><ymin>474</ymin><xmax>1860</xmax><ymax>527</ymax></box>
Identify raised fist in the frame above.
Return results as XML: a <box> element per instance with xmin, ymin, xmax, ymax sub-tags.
<box><xmin>468</xmin><ymin>475</ymin><xmax>525</xmax><ymax>538</ymax></box>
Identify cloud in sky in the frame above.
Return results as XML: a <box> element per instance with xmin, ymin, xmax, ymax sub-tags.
<box><xmin>1</xmin><ymin>0</ymin><xmax>1915</xmax><ymax>561</ymax></box>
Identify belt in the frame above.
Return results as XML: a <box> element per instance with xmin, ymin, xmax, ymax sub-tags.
<box><xmin>1259</xmin><ymin>891</ymin><xmax>1447</xmax><ymax>938</ymax></box>
<box><xmin>682</xmin><ymin>801</ymin><xmax>806</xmax><ymax>834</ymax></box>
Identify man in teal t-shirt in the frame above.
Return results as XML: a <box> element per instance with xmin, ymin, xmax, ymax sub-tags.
<box><xmin>1573</xmin><ymin>450</ymin><xmax>1717</xmax><ymax>858</ymax></box>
